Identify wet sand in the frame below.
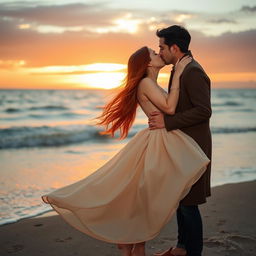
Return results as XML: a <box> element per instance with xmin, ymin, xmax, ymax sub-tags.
<box><xmin>0</xmin><ymin>180</ymin><xmax>255</xmax><ymax>256</ymax></box>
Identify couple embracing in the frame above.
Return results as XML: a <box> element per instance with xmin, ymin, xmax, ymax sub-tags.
<box><xmin>42</xmin><ymin>25</ymin><xmax>212</xmax><ymax>256</ymax></box>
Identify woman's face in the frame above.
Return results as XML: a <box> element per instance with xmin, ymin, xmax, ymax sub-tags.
<box><xmin>148</xmin><ymin>48</ymin><xmax>165</xmax><ymax>68</ymax></box>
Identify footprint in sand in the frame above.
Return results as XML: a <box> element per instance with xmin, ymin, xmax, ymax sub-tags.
<box><xmin>217</xmin><ymin>219</ymin><xmax>226</xmax><ymax>226</ymax></box>
<box><xmin>162</xmin><ymin>236</ymin><xmax>176</xmax><ymax>241</ymax></box>
<box><xmin>204</xmin><ymin>233</ymin><xmax>256</xmax><ymax>254</ymax></box>
<box><xmin>55</xmin><ymin>237</ymin><xmax>73</xmax><ymax>242</ymax></box>
<box><xmin>155</xmin><ymin>240</ymin><xmax>165</xmax><ymax>245</ymax></box>
<box><xmin>204</xmin><ymin>237</ymin><xmax>225</xmax><ymax>248</ymax></box>
<box><xmin>34</xmin><ymin>223</ymin><xmax>43</xmax><ymax>227</ymax></box>
<box><xmin>228</xmin><ymin>234</ymin><xmax>256</xmax><ymax>250</ymax></box>
<box><xmin>6</xmin><ymin>244</ymin><xmax>24</xmax><ymax>253</ymax></box>
<box><xmin>219</xmin><ymin>230</ymin><xmax>229</xmax><ymax>234</ymax></box>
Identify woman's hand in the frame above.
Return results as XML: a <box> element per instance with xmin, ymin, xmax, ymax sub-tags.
<box><xmin>175</xmin><ymin>55</ymin><xmax>192</xmax><ymax>75</ymax></box>
<box><xmin>170</xmin><ymin>55</ymin><xmax>192</xmax><ymax>91</ymax></box>
<box><xmin>148</xmin><ymin>111</ymin><xmax>165</xmax><ymax>130</ymax></box>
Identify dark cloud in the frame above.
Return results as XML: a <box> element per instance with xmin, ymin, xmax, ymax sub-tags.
<box><xmin>0</xmin><ymin>2</ymin><xmax>122</xmax><ymax>27</ymax></box>
<box><xmin>240</xmin><ymin>5</ymin><xmax>256</xmax><ymax>12</ymax></box>
<box><xmin>189</xmin><ymin>29</ymin><xmax>256</xmax><ymax>73</ymax></box>
<box><xmin>207</xmin><ymin>18</ymin><xmax>237</xmax><ymax>24</ymax></box>
<box><xmin>0</xmin><ymin>2</ymin><xmax>186</xmax><ymax>28</ymax></box>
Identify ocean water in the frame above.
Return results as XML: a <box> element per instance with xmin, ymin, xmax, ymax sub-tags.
<box><xmin>0</xmin><ymin>88</ymin><xmax>256</xmax><ymax>225</ymax></box>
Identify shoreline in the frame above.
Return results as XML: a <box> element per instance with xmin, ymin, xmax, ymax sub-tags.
<box><xmin>1</xmin><ymin>178</ymin><xmax>255</xmax><ymax>227</ymax></box>
<box><xmin>0</xmin><ymin>178</ymin><xmax>256</xmax><ymax>228</ymax></box>
<box><xmin>0</xmin><ymin>180</ymin><xmax>256</xmax><ymax>256</ymax></box>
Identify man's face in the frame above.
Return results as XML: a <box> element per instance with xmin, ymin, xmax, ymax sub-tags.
<box><xmin>158</xmin><ymin>37</ymin><xmax>176</xmax><ymax>65</ymax></box>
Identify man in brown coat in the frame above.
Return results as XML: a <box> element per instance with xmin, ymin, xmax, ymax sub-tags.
<box><xmin>149</xmin><ymin>25</ymin><xmax>212</xmax><ymax>256</ymax></box>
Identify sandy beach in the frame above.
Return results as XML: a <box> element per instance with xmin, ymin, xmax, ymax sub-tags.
<box><xmin>0</xmin><ymin>180</ymin><xmax>255</xmax><ymax>256</ymax></box>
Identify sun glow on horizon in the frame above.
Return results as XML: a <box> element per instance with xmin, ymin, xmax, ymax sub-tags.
<box><xmin>64</xmin><ymin>72</ymin><xmax>126</xmax><ymax>89</ymax></box>
<box><xmin>27</xmin><ymin>63</ymin><xmax>127</xmax><ymax>74</ymax></box>
<box><xmin>0</xmin><ymin>61</ymin><xmax>255</xmax><ymax>89</ymax></box>
<box><xmin>26</xmin><ymin>63</ymin><xmax>127</xmax><ymax>89</ymax></box>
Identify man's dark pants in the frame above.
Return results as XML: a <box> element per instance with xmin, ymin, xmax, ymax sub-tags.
<box><xmin>176</xmin><ymin>205</ymin><xmax>203</xmax><ymax>256</ymax></box>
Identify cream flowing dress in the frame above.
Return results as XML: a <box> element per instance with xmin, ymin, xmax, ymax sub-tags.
<box><xmin>42</xmin><ymin>66</ymin><xmax>210</xmax><ymax>244</ymax></box>
<box><xmin>42</xmin><ymin>127</ymin><xmax>209</xmax><ymax>244</ymax></box>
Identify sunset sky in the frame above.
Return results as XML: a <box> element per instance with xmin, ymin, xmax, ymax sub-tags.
<box><xmin>0</xmin><ymin>0</ymin><xmax>255</xmax><ymax>89</ymax></box>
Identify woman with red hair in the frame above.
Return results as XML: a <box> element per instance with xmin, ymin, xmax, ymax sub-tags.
<box><xmin>42</xmin><ymin>47</ymin><xmax>209</xmax><ymax>256</ymax></box>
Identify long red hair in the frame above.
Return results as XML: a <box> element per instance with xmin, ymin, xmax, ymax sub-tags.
<box><xmin>97</xmin><ymin>46</ymin><xmax>150</xmax><ymax>139</ymax></box>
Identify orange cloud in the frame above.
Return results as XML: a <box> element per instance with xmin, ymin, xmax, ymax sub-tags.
<box><xmin>0</xmin><ymin>2</ymin><xmax>255</xmax><ymax>89</ymax></box>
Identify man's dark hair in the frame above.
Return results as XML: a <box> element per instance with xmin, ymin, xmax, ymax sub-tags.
<box><xmin>156</xmin><ymin>25</ymin><xmax>191</xmax><ymax>53</ymax></box>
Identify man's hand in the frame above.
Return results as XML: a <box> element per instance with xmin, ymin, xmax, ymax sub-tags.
<box><xmin>148</xmin><ymin>111</ymin><xmax>165</xmax><ymax>130</ymax></box>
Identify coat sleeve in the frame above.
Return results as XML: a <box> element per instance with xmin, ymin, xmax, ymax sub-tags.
<box><xmin>164</xmin><ymin>67</ymin><xmax>211</xmax><ymax>131</ymax></box>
